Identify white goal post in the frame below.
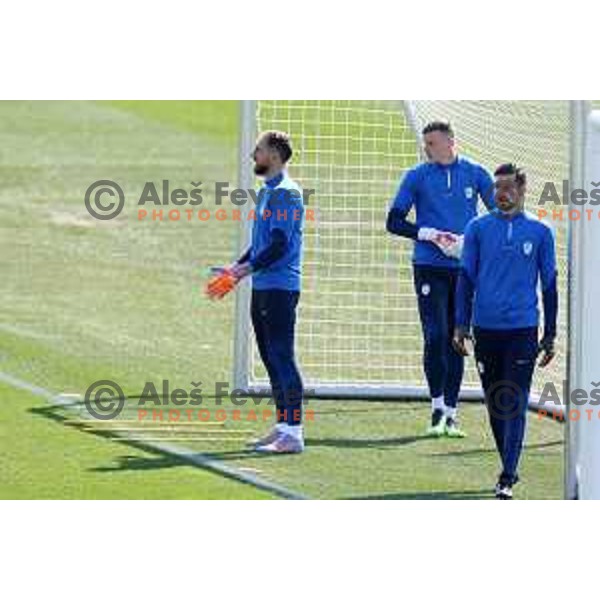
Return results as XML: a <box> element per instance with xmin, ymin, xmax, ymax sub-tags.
<box><xmin>569</xmin><ymin>107</ymin><xmax>600</xmax><ymax>499</ymax></box>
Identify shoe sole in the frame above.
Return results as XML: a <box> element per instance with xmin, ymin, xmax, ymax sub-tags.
<box><xmin>445</xmin><ymin>429</ymin><xmax>467</xmax><ymax>438</ymax></box>
<box><xmin>254</xmin><ymin>447</ymin><xmax>304</xmax><ymax>454</ymax></box>
<box><xmin>427</xmin><ymin>427</ymin><xmax>446</xmax><ymax>438</ymax></box>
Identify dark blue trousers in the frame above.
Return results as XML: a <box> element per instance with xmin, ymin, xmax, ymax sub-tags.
<box><xmin>413</xmin><ymin>266</ymin><xmax>464</xmax><ymax>408</ymax></box>
<box><xmin>251</xmin><ymin>289</ymin><xmax>303</xmax><ymax>426</ymax></box>
<box><xmin>474</xmin><ymin>327</ymin><xmax>538</xmax><ymax>485</ymax></box>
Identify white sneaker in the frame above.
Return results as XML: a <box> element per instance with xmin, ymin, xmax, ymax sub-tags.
<box><xmin>255</xmin><ymin>432</ymin><xmax>305</xmax><ymax>454</ymax></box>
<box><xmin>248</xmin><ymin>427</ymin><xmax>280</xmax><ymax>449</ymax></box>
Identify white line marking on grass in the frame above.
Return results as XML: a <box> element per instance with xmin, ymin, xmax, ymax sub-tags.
<box><xmin>0</xmin><ymin>371</ymin><xmax>308</xmax><ymax>500</ymax></box>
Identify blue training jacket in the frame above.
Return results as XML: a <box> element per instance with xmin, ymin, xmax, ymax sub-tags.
<box><xmin>388</xmin><ymin>156</ymin><xmax>494</xmax><ymax>269</ymax></box>
<box><xmin>455</xmin><ymin>210</ymin><xmax>558</xmax><ymax>334</ymax></box>
<box><xmin>250</xmin><ymin>172</ymin><xmax>305</xmax><ymax>292</ymax></box>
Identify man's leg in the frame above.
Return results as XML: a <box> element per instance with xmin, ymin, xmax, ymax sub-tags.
<box><xmin>264</xmin><ymin>291</ymin><xmax>303</xmax><ymax>426</ymax></box>
<box><xmin>413</xmin><ymin>266</ymin><xmax>450</xmax><ymax>435</ymax></box>
<box><xmin>443</xmin><ymin>269</ymin><xmax>465</xmax><ymax>436</ymax></box>
<box><xmin>499</xmin><ymin>329</ymin><xmax>538</xmax><ymax>487</ymax></box>
<box><xmin>255</xmin><ymin>290</ymin><xmax>304</xmax><ymax>453</ymax></box>
<box><xmin>474</xmin><ymin>329</ymin><xmax>508</xmax><ymax>466</ymax></box>
<box><xmin>250</xmin><ymin>290</ymin><xmax>286</xmax><ymax>445</ymax></box>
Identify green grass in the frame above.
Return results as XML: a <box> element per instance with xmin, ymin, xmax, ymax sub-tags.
<box><xmin>0</xmin><ymin>100</ymin><xmax>565</xmax><ymax>499</ymax></box>
<box><xmin>0</xmin><ymin>382</ymin><xmax>271</xmax><ymax>499</ymax></box>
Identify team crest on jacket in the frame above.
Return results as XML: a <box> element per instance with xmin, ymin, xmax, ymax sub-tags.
<box><xmin>421</xmin><ymin>283</ymin><xmax>430</xmax><ymax>296</ymax></box>
<box><xmin>465</xmin><ymin>186</ymin><xmax>474</xmax><ymax>199</ymax></box>
<box><xmin>523</xmin><ymin>241</ymin><xmax>533</xmax><ymax>256</ymax></box>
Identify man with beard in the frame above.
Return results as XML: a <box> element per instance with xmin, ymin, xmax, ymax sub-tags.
<box><xmin>454</xmin><ymin>163</ymin><xmax>558</xmax><ymax>499</ymax></box>
<box><xmin>228</xmin><ymin>130</ymin><xmax>306</xmax><ymax>453</ymax></box>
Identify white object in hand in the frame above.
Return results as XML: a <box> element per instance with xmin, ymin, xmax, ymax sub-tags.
<box><xmin>417</xmin><ymin>227</ymin><xmax>441</xmax><ymax>242</ymax></box>
<box><xmin>436</xmin><ymin>234</ymin><xmax>464</xmax><ymax>259</ymax></box>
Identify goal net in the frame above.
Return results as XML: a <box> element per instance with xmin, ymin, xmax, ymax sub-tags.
<box><xmin>234</xmin><ymin>101</ymin><xmax>578</xmax><ymax>403</ymax></box>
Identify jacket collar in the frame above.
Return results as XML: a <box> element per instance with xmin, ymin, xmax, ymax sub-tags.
<box><xmin>265</xmin><ymin>171</ymin><xmax>285</xmax><ymax>189</ymax></box>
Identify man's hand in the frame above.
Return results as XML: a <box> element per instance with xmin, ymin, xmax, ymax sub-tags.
<box><xmin>417</xmin><ymin>227</ymin><xmax>442</xmax><ymax>242</ymax></box>
<box><xmin>452</xmin><ymin>326</ymin><xmax>471</xmax><ymax>357</ymax></box>
<box><xmin>230</xmin><ymin>262</ymin><xmax>252</xmax><ymax>281</ymax></box>
<box><xmin>418</xmin><ymin>228</ymin><xmax>464</xmax><ymax>259</ymax></box>
<box><xmin>206</xmin><ymin>268</ymin><xmax>237</xmax><ymax>300</ymax></box>
<box><xmin>538</xmin><ymin>335</ymin><xmax>556</xmax><ymax>367</ymax></box>
<box><xmin>435</xmin><ymin>233</ymin><xmax>464</xmax><ymax>259</ymax></box>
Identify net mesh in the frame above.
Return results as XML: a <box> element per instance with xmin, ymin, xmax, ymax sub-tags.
<box><xmin>251</xmin><ymin>100</ymin><xmax>570</xmax><ymax>397</ymax></box>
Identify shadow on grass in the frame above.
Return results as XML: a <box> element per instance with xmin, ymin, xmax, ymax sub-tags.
<box><xmin>305</xmin><ymin>434</ymin><xmax>431</xmax><ymax>449</ymax></box>
<box><xmin>28</xmin><ymin>404</ymin><xmax>192</xmax><ymax>473</ymax></box>
<box><xmin>430</xmin><ymin>440</ymin><xmax>562</xmax><ymax>458</ymax></box>
<box><xmin>28</xmin><ymin>404</ymin><xmax>277</xmax><ymax>469</ymax></box>
<box><xmin>88</xmin><ymin>454</ymin><xmax>184</xmax><ymax>472</ymax></box>
<box><xmin>348</xmin><ymin>489</ymin><xmax>494</xmax><ymax>500</ymax></box>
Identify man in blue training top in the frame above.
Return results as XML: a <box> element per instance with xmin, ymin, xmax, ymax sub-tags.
<box><xmin>386</xmin><ymin>121</ymin><xmax>494</xmax><ymax>437</ymax></box>
<box><xmin>453</xmin><ymin>163</ymin><xmax>558</xmax><ymax>499</ymax></box>
<box><xmin>229</xmin><ymin>130</ymin><xmax>305</xmax><ymax>454</ymax></box>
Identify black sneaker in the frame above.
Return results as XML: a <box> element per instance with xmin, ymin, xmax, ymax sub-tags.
<box><xmin>427</xmin><ymin>408</ymin><xmax>446</xmax><ymax>436</ymax></box>
<box><xmin>495</xmin><ymin>473</ymin><xmax>517</xmax><ymax>499</ymax></box>
<box><xmin>495</xmin><ymin>483</ymin><xmax>513</xmax><ymax>499</ymax></box>
<box><xmin>498</xmin><ymin>472</ymin><xmax>520</xmax><ymax>486</ymax></box>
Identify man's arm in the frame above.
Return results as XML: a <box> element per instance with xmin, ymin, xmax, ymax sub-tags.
<box><xmin>229</xmin><ymin>230</ymin><xmax>289</xmax><ymax>280</ymax></box>
<box><xmin>249</xmin><ymin>228</ymin><xmax>288</xmax><ymax>272</ymax></box>
<box><xmin>234</xmin><ymin>188</ymin><xmax>298</xmax><ymax>279</ymax></box>
<box><xmin>235</xmin><ymin>247</ymin><xmax>252</xmax><ymax>265</ymax></box>
<box><xmin>386</xmin><ymin>167</ymin><xmax>456</xmax><ymax>249</ymax></box>
<box><xmin>386</xmin><ymin>168</ymin><xmax>419</xmax><ymax>239</ymax></box>
<box><xmin>538</xmin><ymin>226</ymin><xmax>558</xmax><ymax>367</ymax></box>
<box><xmin>386</xmin><ymin>207</ymin><xmax>419</xmax><ymax>239</ymax></box>
<box><xmin>453</xmin><ymin>220</ymin><xmax>479</xmax><ymax>355</ymax></box>
<box><xmin>477</xmin><ymin>165</ymin><xmax>496</xmax><ymax>211</ymax></box>
<box><xmin>232</xmin><ymin>186</ymin><xmax>300</xmax><ymax>279</ymax></box>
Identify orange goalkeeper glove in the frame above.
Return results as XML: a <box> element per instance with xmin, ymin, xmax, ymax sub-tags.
<box><xmin>205</xmin><ymin>268</ymin><xmax>237</xmax><ymax>300</ymax></box>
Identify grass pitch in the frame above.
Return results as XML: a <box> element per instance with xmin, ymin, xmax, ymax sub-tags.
<box><xmin>0</xmin><ymin>100</ymin><xmax>563</xmax><ymax>499</ymax></box>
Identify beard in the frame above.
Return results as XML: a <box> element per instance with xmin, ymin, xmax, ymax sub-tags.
<box><xmin>497</xmin><ymin>198</ymin><xmax>521</xmax><ymax>215</ymax></box>
<box><xmin>254</xmin><ymin>163</ymin><xmax>269</xmax><ymax>175</ymax></box>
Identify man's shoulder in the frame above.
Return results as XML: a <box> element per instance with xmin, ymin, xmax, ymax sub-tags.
<box><xmin>272</xmin><ymin>176</ymin><xmax>304</xmax><ymax>214</ymax></box>
<box><xmin>400</xmin><ymin>162</ymin><xmax>432</xmax><ymax>190</ymax></box>
<box><xmin>523</xmin><ymin>210</ymin><xmax>555</xmax><ymax>237</ymax></box>
<box><xmin>275</xmin><ymin>175</ymin><xmax>302</xmax><ymax>194</ymax></box>
<box><xmin>411</xmin><ymin>162</ymin><xmax>432</xmax><ymax>174</ymax></box>
<box><xmin>457</xmin><ymin>155</ymin><xmax>488</xmax><ymax>175</ymax></box>
<box><xmin>471</xmin><ymin>211</ymin><xmax>496</xmax><ymax>227</ymax></box>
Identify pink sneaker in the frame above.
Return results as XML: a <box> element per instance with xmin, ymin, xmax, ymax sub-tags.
<box><xmin>249</xmin><ymin>427</ymin><xmax>280</xmax><ymax>449</ymax></box>
<box><xmin>255</xmin><ymin>432</ymin><xmax>304</xmax><ymax>454</ymax></box>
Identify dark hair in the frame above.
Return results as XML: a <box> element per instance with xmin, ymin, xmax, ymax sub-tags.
<box><xmin>494</xmin><ymin>163</ymin><xmax>526</xmax><ymax>187</ymax></box>
<box><xmin>422</xmin><ymin>121</ymin><xmax>454</xmax><ymax>138</ymax></box>
<box><xmin>260</xmin><ymin>130</ymin><xmax>293</xmax><ymax>163</ymax></box>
